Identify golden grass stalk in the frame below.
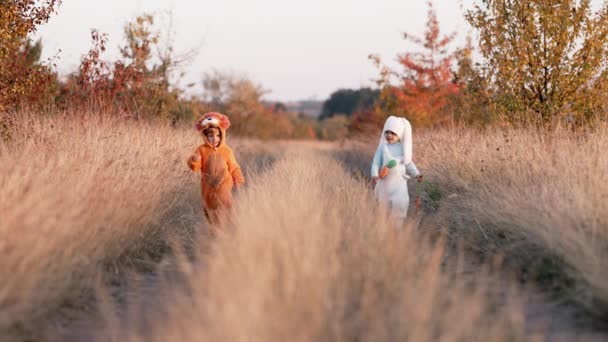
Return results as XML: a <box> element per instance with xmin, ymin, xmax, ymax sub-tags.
<box><xmin>0</xmin><ymin>113</ymin><xmax>199</xmax><ymax>332</ymax></box>
<box><xmin>420</xmin><ymin>125</ymin><xmax>608</xmax><ymax>312</ymax></box>
<box><xmin>102</xmin><ymin>152</ymin><xmax>531</xmax><ymax>342</ymax></box>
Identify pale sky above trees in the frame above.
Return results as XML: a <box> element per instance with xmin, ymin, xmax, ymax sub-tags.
<box><xmin>37</xmin><ymin>0</ymin><xmax>472</xmax><ymax>101</ymax></box>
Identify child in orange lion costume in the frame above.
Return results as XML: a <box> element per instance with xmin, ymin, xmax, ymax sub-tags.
<box><xmin>187</xmin><ymin>112</ymin><xmax>245</xmax><ymax>225</ymax></box>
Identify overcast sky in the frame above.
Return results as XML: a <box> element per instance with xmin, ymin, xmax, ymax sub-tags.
<box><xmin>36</xmin><ymin>0</ymin><xmax>473</xmax><ymax>102</ymax></box>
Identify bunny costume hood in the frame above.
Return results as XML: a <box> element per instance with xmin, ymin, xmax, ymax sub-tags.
<box><xmin>377</xmin><ymin>116</ymin><xmax>413</xmax><ymax>165</ymax></box>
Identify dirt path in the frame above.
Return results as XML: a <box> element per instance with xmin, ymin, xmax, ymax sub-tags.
<box><xmin>41</xmin><ymin>148</ymin><xmax>608</xmax><ymax>341</ymax></box>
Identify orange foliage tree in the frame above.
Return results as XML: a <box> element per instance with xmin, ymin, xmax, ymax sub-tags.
<box><xmin>370</xmin><ymin>1</ymin><xmax>462</xmax><ymax>127</ymax></box>
<box><xmin>0</xmin><ymin>0</ymin><xmax>61</xmax><ymax>112</ymax></box>
<box><xmin>61</xmin><ymin>14</ymin><xmax>190</xmax><ymax>121</ymax></box>
<box><xmin>201</xmin><ymin>70</ymin><xmax>319</xmax><ymax>140</ymax></box>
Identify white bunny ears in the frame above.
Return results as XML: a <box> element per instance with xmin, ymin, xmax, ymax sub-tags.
<box><xmin>378</xmin><ymin>116</ymin><xmax>413</xmax><ymax>165</ymax></box>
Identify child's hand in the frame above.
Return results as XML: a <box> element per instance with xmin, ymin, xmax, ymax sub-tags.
<box><xmin>370</xmin><ymin>176</ymin><xmax>379</xmax><ymax>187</ymax></box>
<box><xmin>187</xmin><ymin>152</ymin><xmax>202</xmax><ymax>172</ymax></box>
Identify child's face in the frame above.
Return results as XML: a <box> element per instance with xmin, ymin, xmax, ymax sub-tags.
<box><xmin>384</xmin><ymin>130</ymin><xmax>400</xmax><ymax>144</ymax></box>
<box><xmin>205</xmin><ymin>128</ymin><xmax>221</xmax><ymax>147</ymax></box>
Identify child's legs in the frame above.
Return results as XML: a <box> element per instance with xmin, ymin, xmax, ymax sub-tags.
<box><xmin>203</xmin><ymin>182</ymin><xmax>233</xmax><ymax>208</ymax></box>
<box><xmin>388</xmin><ymin>194</ymin><xmax>409</xmax><ymax>227</ymax></box>
<box><xmin>203</xmin><ymin>206</ymin><xmax>230</xmax><ymax>227</ymax></box>
<box><xmin>374</xmin><ymin>183</ymin><xmax>391</xmax><ymax>220</ymax></box>
<box><xmin>202</xmin><ymin>186</ymin><xmax>234</xmax><ymax>227</ymax></box>
<box><xmin>374</xmin><ymin>179</ymin><xmax>410</xmax><ymax>226</ymax></box>
<box><xmin>203</xmin><ymin>206</ymin><xmax>214</xmax><ymax>222</ymax></box>
<box><xmin>380</xmin><ymin>179</ymin><xmax>409</xmax><ymax>227</ymax></box>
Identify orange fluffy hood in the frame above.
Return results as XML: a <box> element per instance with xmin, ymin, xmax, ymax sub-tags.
<box><xmin>195</xmin><ymin>112</ymin><xmax>231</xmax><ymax>147</ymax></box>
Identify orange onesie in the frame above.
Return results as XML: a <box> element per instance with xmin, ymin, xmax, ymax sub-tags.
<box><xmin>187</xmin><ymin>112</ymin><xmax>245</xmax><ymax>224</ymax></box>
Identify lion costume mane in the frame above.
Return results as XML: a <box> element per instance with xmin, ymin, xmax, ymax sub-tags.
<box><xmin>188</xmin><ymin>112</ymin><xmax>245</xmax><ymax>224</ymax></box>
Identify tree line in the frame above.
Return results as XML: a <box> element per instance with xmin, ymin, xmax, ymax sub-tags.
<box><xmin>2</xmin><ymin>0</ymin><xmax>608</xmax><ymax>139</ymax></box>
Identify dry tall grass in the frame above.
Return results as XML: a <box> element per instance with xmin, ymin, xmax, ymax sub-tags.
<box><xmin>94</xmin><ymin>151</ymin><xmax>532</xmax><ymax>342</ymax></box>
<box><xmin>0</xmin><ymin>113</ymin><xmax>279</xmax><ymax>339</ymax></box>
<box><xmin>417</xmin><ymin>125</ymin><xmax>608</xmax><ymax>315</ymax></box>
<box><xmin>0</xmin><ymin>113</ymin><xmax>193</xmax><ymax>335</ymax></box>
<box><xmin>4</xmin><ymin>112</ymin><xmax>605</xmax><ymax>341</ymax></box>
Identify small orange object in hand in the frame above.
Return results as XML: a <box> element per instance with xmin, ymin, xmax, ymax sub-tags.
<box><xmin>378</xmin><ymin>166</ymin><xmax>389</xmax><ymax>179</ymax></box>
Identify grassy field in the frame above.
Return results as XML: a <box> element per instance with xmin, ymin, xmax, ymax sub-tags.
<box><xmin>0</xmin><ymin>113</ymin><xmax>195</xmax><ymax>338</ymax></box>
<box><xmin>416</xmin><ymin>127</ymin><xmax>608</xmax><ymax>317</ymax></box>
<box><xmin>1</xmin><ymin>113</ymin><xmax>607</xmax><ymax>340</ymax></box>
<box><xmin>92</xmin><ymin>151</ymin><xmax>532</xmax><ymax>342</ymax></box>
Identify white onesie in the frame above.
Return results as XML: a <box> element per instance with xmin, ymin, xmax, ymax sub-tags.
<box><xmin>371</xmin><ymin>116</ymin><xmax>420</xmax><ymax>223</ymax></box>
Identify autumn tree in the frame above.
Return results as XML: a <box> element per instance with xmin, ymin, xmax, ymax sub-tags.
<box><xmin>200</xmin><ymin>70</ymin><xmax>322</xmax><ymax>139</ymax></box>
<box><xmin>119</xmin><ymin>14</ymin><xmax>186</xmax><ymax>119</ymax></box>
<box><xmin>466</xmin><ymin>0</ymin><xmax>608</xmax><ymax>122</ymax></box>
<box><xmin>201</xmin><ymin>70</ymin><xmax>288</xmax><ymax>138</ymax></box>
<box><xmin>202</xmin><ymin>70</ymin><xmax>268</xmax><ymax>121</ymax></box>
<box><xmin>371</xmin><ymin>1</ymin><xmax>461</xmax><ymax>127</ymax></box>
<box><xmin>450</xmin><ymin>36</ymin><xmax>500</xmax><ymax>125</ymax></box>
<box><xmin>65</xmin><ymin>13</ymin><xmax>191</xmax><ymax>120</ymax></box>
<box><xmin>0</xmin><ymin>0</ymin><xmax>61</xmax><ymax>111</ymax></box>
<box><xmin>120</xmin><ymin>15</ymin><xmax>158</xmax><ymax>73</ymax></box>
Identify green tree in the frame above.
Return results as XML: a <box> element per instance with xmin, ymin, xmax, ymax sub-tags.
<box><xmin>466</xmin><ymin>0</ymin><xmax>608</xmax><ymax>122</ymax></box>
<box><xmin>451</xmin><ymin>36</ymin><xmax>498</xmax><ymax>125</ymax></box>
<box><xmin>319</xmin><ymin>88</ymin><xmax>379</xmax><ymax>120</ymax></box>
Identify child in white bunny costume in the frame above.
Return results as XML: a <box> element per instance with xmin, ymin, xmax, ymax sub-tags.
<box><xmin>371</xmin><ymin>116</ymin><xmax>422</xmax><ymax>223</ymax></box>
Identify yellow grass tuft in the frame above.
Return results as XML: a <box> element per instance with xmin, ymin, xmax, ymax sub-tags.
<box><xmin>419</xmin><ymin>125</ymin><xmax>608</xmax><ymax>313</ymax></box>
<box><xmin>99</xmin><ymin>152</ymin><xmax>532</xmax><ymax>342</ymax></box>
<box><xmin>0</xmin><ymin>113</ymin><xmax>200</xmax><ymax>333</ymax></box>
<box><xmin>4</xmin><ymin>113</ymin><xmax>606</xmax><ymax>340</ymax></box>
